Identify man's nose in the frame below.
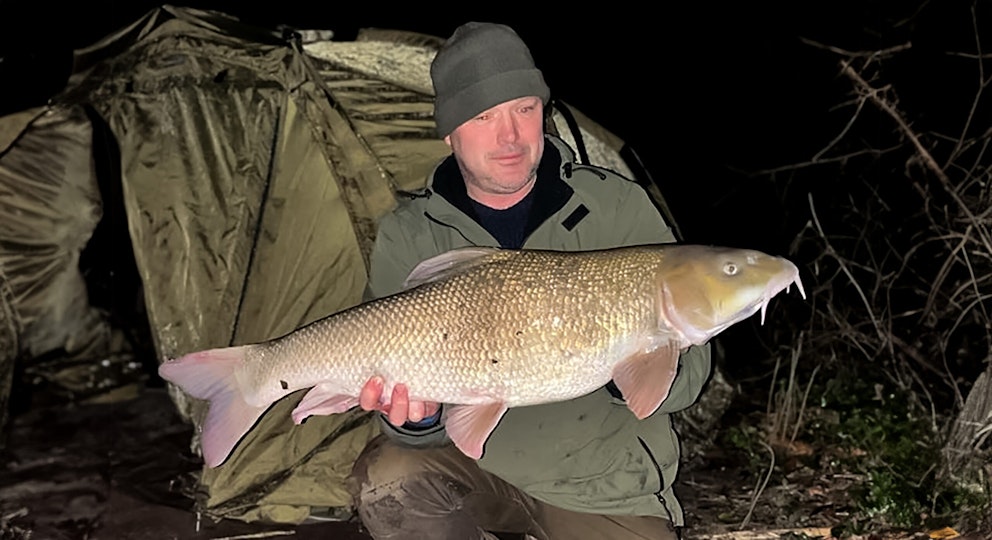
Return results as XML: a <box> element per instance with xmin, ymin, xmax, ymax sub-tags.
<box><xmin>496</xmin><ymin>114</ymin><xmax>519</xmax><ymax>144</ymax></box>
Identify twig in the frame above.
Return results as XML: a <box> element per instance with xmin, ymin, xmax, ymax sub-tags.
<box><xmin>948</xmin><ymin>52</ymin><xmax>992</xmax><ymax>59</ymax></box>
<box><xmin>956</xmin><ymin>233</ymin><xmax>991</xmax><ymax>324</ymax></box>
<box><xmin>841</xmin><ymin>59</ymin><xmax>948</xmax><ymax>183</ymax></box>
<box><xmin>944</xmin><ymin>2</ymin><xmax>990</xmax><ymax>168</ymax></box>
<box><xmin>748</xmin><ymin>146</ymin><xmax>896</xmax><ymax>177</ymax></box>
<box><xmin>699</xmin><ymin>528</ymin><xmax>834</xmax><ymax>540</ymax></box>
<box><xmin>840</xmin><ymin>59</ymin><xmax>992</xmax><ymax>257</ymax></box>
<box><xmin>739</xmin><ymin>440</ymin><xmax>776</xmax><ymax>530</ymax></box>
<box><xmin>808</xmin><ymin>193</ymin><xmax>885</xmax><ymax>339</ymax></box>
<box><xmin>888</xmin><ymin>334</ymin><xmax>949</xmax><ymax>381</ymax></box>
<box><xmin>767</xmin><ymin>355</ymin><xmax>782</xmax><ymax>418</ymax></box>
<box><xmin>811</xmin><ymin>96</ymin><xmax>868</xmax><ymax>162</ymax></box>
<box><xmin>1</xmin><ymin>507</ymin><xmax>28</xmax><ymax>521</ymax></box>
<box><xmin>212</xmin><ymin>532</ymin><xmax>296</xmax><ymax>540</ymax></box>
<box><xmin>775</xmin><ymin>350</ymin><xmax>799</xmax><ymax>439</ymax></box>
<box><xmin>923</xmin><ymin>226</ymin><xmax>973</xmax><ymax>319</ymax></box>
<box><xmin>791</xmin><ymin>358</ymin><xmax>819</xmax><ymax>444</ymax></box>
<box><xmin>800</xmin><ymin>37</ymin><xmax>912</xmax><ymax>59</ymax></box>
<box><xmin>895</xmin><ymin>352</ymin><xmax>940</xmax><ymax>433</ymax></box>
<box><xmin>816</xmin><ymin>303</ymin><xmax>875</xmax><ymax>362</ymax></box>
<box><xmin>946</xmin><ymin>293</ymin><xmax>992</xmax><ymax>354</ymax></box>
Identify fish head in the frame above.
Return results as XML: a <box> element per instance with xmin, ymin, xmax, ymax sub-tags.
<box><xmin>652</xmin><ymin>245</ymin><xmax>805</xmax><ymax>345</ymax></box>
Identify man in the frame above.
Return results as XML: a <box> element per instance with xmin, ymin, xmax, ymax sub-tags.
<box><xmin>348</xmin><ymin>22</ymin><xmax>711</xmax><ymax>540</ymax></box>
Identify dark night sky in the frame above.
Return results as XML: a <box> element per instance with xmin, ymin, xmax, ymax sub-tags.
<box><xmin>0</xmin><ymin>1</ymin><xmax>971</xmax><ymax>249</ymax></box>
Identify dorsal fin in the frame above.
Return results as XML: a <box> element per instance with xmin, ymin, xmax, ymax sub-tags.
<box><xmin>402</xmin><ymin>247</ymin><xmax>504</xmax><ymax>290</ymax></box>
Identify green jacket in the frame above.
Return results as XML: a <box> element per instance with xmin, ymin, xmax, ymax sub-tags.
<box><xmin>365</xmin><ymin>136</ymin><xmax>711</xmax><ymax>525</ymax></box>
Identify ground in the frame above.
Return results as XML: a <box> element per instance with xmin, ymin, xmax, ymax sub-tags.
<box><xmin>0</xmin><ymin>386</ymin><xmax>986</xmax><ymax>540</ymax></box>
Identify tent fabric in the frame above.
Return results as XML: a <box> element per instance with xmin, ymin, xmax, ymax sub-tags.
<box><xmin>0</xmin><ymin>5</ymin><xmax>682</xmax><ymax>524</ymax></box>
<box><xmin>0</xmin><ymin>267</ymin><xmax>15</xmax><ymax>441</ymax></box>
<box><xmin>0</xmin><ymin>105</ymin><xmax>122</xmax><ymax>432</ymax></box>
<box><xmin>0</xmin><ymin>106</ymin><xmax>110</xmax><ymax>360</ymax></box>
<box><xmin>60</xmin><ymin>7</ymin><xmax>395</xmax><ymax>522</ymax></box>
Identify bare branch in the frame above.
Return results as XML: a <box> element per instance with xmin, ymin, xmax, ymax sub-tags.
<box><xmin>800</xmin><ymin>37</ymin><xmax>912</xmax><ymax>59</ymax></box>
<box><xmin>945</xmin><ymin>3</ymin><xmax>990</xmax><ymax>169</ymax></box>
<box><xmin>813</xmin><ymin>95</ymin><xmax>868</xmax><ymax>162</ymax></box>
<box><xmin>749</xmin><ymin>146</ymin><xmax>899</xmax><ymax>177</ymax></box>
<box><xmin>840</xmin><ymin>59</ymin><xmax>992</xmax><ymax>256</ymax></box>
<box><xmin>808</xmin><ymin>192</ymin><xmax>884</xmax><ymax>339</ymax></box>
<box><xmin>738</xmin><ymin>440</ymin><xmax>776</xmax><ymax>531</ymax></box>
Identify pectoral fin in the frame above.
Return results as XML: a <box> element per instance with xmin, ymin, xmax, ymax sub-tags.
<box><xmin>611</xmin><ymin>342</ymin><xmax>680</xmax><ymax>419</ymax></box>
<box><xmin>444</xmin><ymin>402</ymin><xmax>509</xmax><ymax>460</ymax></box>
<box><xmin>291</xmin><ymin>384</ymin><xmax>360</xmax><ymax>424</ymax></box>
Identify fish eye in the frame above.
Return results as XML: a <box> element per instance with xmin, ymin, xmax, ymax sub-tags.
<box><xmin>723</xmin><ymin>262</ymin><xmax>739</xmax><ymax>276</ymax></box>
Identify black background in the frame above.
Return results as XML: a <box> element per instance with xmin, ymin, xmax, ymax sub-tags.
<box><xmin>0</xmin><ymin>1</ymin><xmax>977</xmax><ymax>250</ymax></box>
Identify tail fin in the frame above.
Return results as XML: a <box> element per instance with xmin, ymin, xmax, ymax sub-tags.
<box><xmin>158</xmin><ymin>346</ymin><xmax>268</xmax><ymax>467</ymax></box>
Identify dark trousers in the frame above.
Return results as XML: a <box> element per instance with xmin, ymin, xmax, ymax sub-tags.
<box><xmin>349</xmin><ymin>435</ymin><xmax>678</xmax><ymax>540</ymax></box>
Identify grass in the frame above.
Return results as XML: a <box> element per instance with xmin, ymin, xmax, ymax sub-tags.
<box><xmin>732</xmin><ymin>364</ymin><xmax>992</xmax><ymax>536</ymax></box>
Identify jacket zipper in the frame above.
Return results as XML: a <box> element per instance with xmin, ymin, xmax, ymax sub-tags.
<box><xmin>637</xmin><ymin>436</ymin><xmax>666</xmax><ymax>502</ymax></box>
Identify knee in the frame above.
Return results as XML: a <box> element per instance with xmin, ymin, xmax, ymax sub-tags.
<box><xmin>350</xmin><ymin>436</ymin><xmax>469</xmax><ymax>508</ymax></box>
<box><xmin>351</xmin><ymin>436</ymin><xmax>411</xmax><ymax>481</ymax></box>
<box><xmin>348</xmin><ymin>436</ymin><xmax>474</xmax><ymax>538</ymax></box>
<box><xmin>350</xmin><ymin>435</ymin><xmax>452</xmax><ymax>494</ymax></box>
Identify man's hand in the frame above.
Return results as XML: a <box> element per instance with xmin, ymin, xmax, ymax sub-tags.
<box><xmin>359</xmin><ymin>376</ymin><xmax>442</xmax><ymax>427</ymax></box>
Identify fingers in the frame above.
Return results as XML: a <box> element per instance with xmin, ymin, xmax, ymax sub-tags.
<box><xmin>423</xmin><ymin>401</ymin><xmax>441</xmax><ymax>419</ymax></box>
<box><xmin>407</xmin><ymin>398</ymin><xmax>426</xmax><ymax>423</ymax></box>
<box><xmin>358</xmin><ymin>376</ymin><xmax>441</xmax><ymax>427</ymax></box>
<box><xmin>387</xmin><ymin>384</ymin><xmax>409</xmax><ymax>426</ymax></box>
<box><xmin>359</xmin><ymin>376</ymin><xmax>384</xmax><ymax>411</ymax></box>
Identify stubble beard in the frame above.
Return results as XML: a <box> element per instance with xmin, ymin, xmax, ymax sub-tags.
<box><xmin>464</xmin><ymin>162</ymin><xmax>540</xmax><ymax>197</ymax></box>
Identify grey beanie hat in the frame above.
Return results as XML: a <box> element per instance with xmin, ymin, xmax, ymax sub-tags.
<box><xmin>431</xmin><ymin>22</ymin><xmax>551</xmax><ymax>137</ymax></box>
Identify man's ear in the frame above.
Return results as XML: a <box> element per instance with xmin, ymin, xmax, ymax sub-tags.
<box><xmin>443</xmin><ymin>135</ymin><xmax>452</xmax><ymax>147</ymax></box>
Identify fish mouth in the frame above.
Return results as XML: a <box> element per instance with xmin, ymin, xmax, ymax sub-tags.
<box><xmin>723</xmin><ymin>263</ymin><xmax>806</xmax><ymax>333</ymax></box>
<box><xmin>662</xmin><ymin>263</ymin><xmax>806</xmax><ymax>346</ymax></box>
<box><xmin>756</xmin><ymin>264</ymin><xmax>806</xmax><ymax>324</ymax></box>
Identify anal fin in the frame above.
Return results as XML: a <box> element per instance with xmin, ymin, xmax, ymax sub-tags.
<box><xmin>444</xmin><ymin>402</ymin><xmax>509</xmax><ymax>460</ymax></box>
<box><xmin>291</xmin><ymin>383</ymin><xmax>360</xmax><ymax>424</ymax></box>
<box><xmin>611</xmin><ymin>342</ymin><xmax>680</xmax><ymax>420</ymax></box>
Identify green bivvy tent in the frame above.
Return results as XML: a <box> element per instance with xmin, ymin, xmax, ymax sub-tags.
<box><xmin>0</xmin><ymin>5</ymin><xmax>682</xmax><ymax>524</ymax></box>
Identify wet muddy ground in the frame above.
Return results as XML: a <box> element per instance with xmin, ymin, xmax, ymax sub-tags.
<box><xmin>0</xmin><ymin>387</ymin><xmax>369</xmax><ymax>540</ymax></box>
<box><xmin>0</xmin><ymin>384</ymin><xmax>985</xmax><ymax>539</ymax></box>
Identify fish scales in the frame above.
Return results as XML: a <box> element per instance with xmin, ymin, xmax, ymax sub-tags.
<box><xmin>243</xmin><ymin>248</ymin><xmax>662</xmax><ymax>408</ymax></box>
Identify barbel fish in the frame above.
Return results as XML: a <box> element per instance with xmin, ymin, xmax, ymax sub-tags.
<box><xmin>158</xmin><ymin>244</ymin><xmax>804</xmax><ymax>467</ymax></box>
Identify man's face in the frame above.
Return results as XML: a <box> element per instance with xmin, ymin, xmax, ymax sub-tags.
<box><xmin>444</xmin><ymin>96</ymin><xmax>545</xmax><ymax>209</ymax></box>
